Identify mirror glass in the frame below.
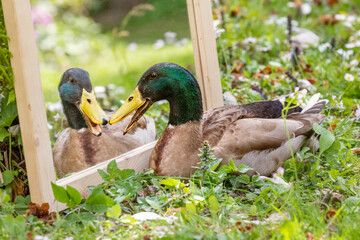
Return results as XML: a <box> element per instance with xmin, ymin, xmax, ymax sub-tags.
<box><xmin>30</xmin><ymin>0</ymin><xmax>195</xmax><ymax>178</ymax></box>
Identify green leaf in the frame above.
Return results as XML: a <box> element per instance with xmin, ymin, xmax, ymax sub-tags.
<box><xmin>0</xmin><ymin>189</ymin><xmax>11</xmax><ymax>203</ymax></box>
<box><xmin>313</xmin><ymin>123</ymin><xmax>327</xmax><ymax>135</ymax></box>
<box><xmin>120</xmin><ymin>215</ymin><xmax>137</xmax><ymax>224</ymax></box>
<box><xmin>14</xmin><ymin>195</ymin><xmax>31</xmax><ymax>213</ymax></box>
<box><xmin>85</xmin><ymin>194</ymin><xmax>115</xmax><ymax>213</ymax></box>
<box><xmin>183</xmin><ymin>187</ymin><xmax>191</xmax><ymax>193</ymax></box>
<box><xmin>106</xmin><ymin>204</ymin><xmax>121</xmax><ymax>218</ymax></box>
<box><xmin>51</xmin><ymin>182</ymin><xmax>69</xmax><ymax>203</ymax></box>
<box><xmin>343</xmin><ymin>197</ymin><xmax>360</xmax><ymax>213</ymax></box>
<box><xmin>146</xmin><ymin>199</ymin><xmax>161</xmax><ymax>210</ymax></box>
<box><xmin>160</xmin><ymin>178</ymin><xmax>180</xmax><ymax>188</ymax></box>
<box><xmin>186</xmin><ymin>202</ymin><xmax>197</xmax><ymax>214</ymax></box>
<box><xmin>98</xmin><ymin>169</ymin><xmax>111</xmax><ymax>182</ymax></box>
<box><xmin>207</xmin><ymin>195</ymin><xmax>219</xmax><ymax>212</ymax></box>
<box><xmin>87</xmin><ymin>185</ymin><xmax>104</xmax><ymax>201</ymax></box>
<box><xmin>0</xmin><ymin>99</ymin><xmax>17</xmax><ymax>127</ymax></box>
<box><xmin>66</xmin><ymin>185</ymin><xmax>82</xmax><ymax>208</ymax></box>
<box><xmin>119</xmin><ymin>169</ymin><xmax>135</xmax><ymax>180</ymax></box>
<box><xmin>237</xmin><ymin>164</ymin><xmax>253</xmax><ymax>173</ymax></box>
<box><xmin>319</xmin><ymin>130</ymin><xmax>335</xmax><ymax>153</ymax></box>
<box><xmin>0</xmin><ymin>127</ymin><xmax>8</xmax><ymax>141</ymax></box>
<box><xmin>107</xmin><ymin>160</ymin><xmax>120</xmax><ymax>177</ymax></box>
<box><xmin>237</xmin><ymin>174</ymin><xmax>250</xmax><ymax>184</ymax></box>
<box><xmin>2</xmin><ymin>170</ymin><xmax>14</xmax><ymax>185</ymax></box>
<box><xmin>247</xmin><ymin>89</ymin><xmax>263</xmax><ymax>101</ymax></box>
<box><xmin>228</xmin><ymin>158</ymin><xmax>237</xmax><ymax>170</ymax></box>
<box><xmin>209</xmin><ymin>158</ymin><xmax>222</xmax><ymax>171</ymax></box>
<box><xmin>7</xmin><ymin>89</ymin><xmax>16</xmax><ymax>104</ymax></box>
<box><xmin>329</xmin><ymin>169</ymin><xmax>339</xmax><ymax>181</ymax></box>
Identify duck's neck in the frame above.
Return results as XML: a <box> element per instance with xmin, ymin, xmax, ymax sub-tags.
<box><xmin>62</xmin><ymin>101</ymin><xmax>87</xmax><ymax>130</ymax></box>
<box><xmin>167</xmin><ymin>77</ymin><xmax>203</xmax><ymax>126</ymax></box>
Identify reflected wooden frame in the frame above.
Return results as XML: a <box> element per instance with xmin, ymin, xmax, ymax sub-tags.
<box><xmin>2</xmin><ymin>0</ymin><xmax>223</xmax><ymax>211</ymax></box>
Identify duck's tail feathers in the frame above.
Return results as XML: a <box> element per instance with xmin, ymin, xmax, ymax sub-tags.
<box><xmin>301</xmin><ymin>93</ymin><xmax>328</xmax><ymax>114</ymax></box>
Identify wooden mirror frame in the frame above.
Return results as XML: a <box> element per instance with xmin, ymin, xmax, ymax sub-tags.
<box><xmin>2</xmin><ymin>0</ymin><xmax>223</xmax><ymax>211</ymax></box>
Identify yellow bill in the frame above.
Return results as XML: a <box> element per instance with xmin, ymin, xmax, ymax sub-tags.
<box><xmin>79</xmin><ymin>89</ymin><xmax>109</xmax><ymax>136</ymax></box>
<box><xmin>110</xmin><ymin>86</ymin><xmax>152</xmax><ymax>134</ymax></box>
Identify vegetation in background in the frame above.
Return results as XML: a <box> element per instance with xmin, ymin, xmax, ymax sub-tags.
<box><xmin>0</xmin><ymin>1</ymin><xmax>28</xmax><ymax>204</ymax></box>
<box><xmin>1</xmin><ymin>0</ymin><xmax>360</xmax><ymax>239</ymax></box>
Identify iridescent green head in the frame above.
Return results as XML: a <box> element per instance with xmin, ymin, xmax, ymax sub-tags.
<box><xmin>110</xmin><ymin>63</ymin><xmax>203</xmax><ymax>133</ymax></box>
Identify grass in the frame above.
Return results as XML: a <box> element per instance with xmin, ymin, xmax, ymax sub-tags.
<box><xmin>1</xmin><ymin>0</ymin><xmax>360</xmax><ymax>239</ymax></box>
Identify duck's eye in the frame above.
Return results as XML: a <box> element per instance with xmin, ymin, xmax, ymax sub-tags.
<box><xmin>128</xmin><ymin>96</ymin><xmax>134</xmax><ymax>102</ymax></box>
<box><xmin>150</xmin><ymin>72</ymin><xmax>157</xmax><ymax>79</ymax></box>
<box><xmin>87</xmin><ymin>99</ymin><xmax>92</xmax><ymax>104</ymax></box>
<box><xmin>69</xmin><ymin>77</ymin><xmax>75</xmax><ymax>83</ymax></box>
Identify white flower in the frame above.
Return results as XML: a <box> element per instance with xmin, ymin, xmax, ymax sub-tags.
<box><xmin>223</xmin><ymin>91</ymin><xmax>237</xmax><ymax>105</ymax></box>
<box><xmin>301</xmin><ymin>3</ymin><xmax>312</xmax><ymax>15</ymax></box>
<box><xmin>215</xmin><ymin>28</ymin><xmax>225</xmax><ymax>38</ymax></box>
<box><xmin>213</xmin><ymin>19</ymin><xmax>225</xmax><ymax>38</ymax></box>
<box><xmin>94</xmin><ymin>86</ymin><xmax>106</xmax><ymax>94</ymax></box>
<box><xmin>164</xmin><ymin>31</ymin><xmax>177</xmax><ymax>44</ymax></box>
<box><xmin>350</xmin><ymin>59</ymin><xmax>359</xmax><ymax>67</ymax></box>
<box><xmin>355</xmin><ymin>105</ymin><xmax>360</xmax><ymax>120</ymax></box>
<box><xmin>276</xmin><ymin>167</ymin><xmax>284</xmax><ymax>175</ymax></box>
<box><xmin>337</xmin><ymin>49</ymin><xmax>353</xmax><ymax>59</ymax></box>
<box><xmin>128</xmin><ymin>42</ymin><xmax>138</xmax><ymax>51</ymax></box>
<box><xmin>164</xmin><ymin>31</ymin><xmax>176</xmax><ymax>39</ymax></box>
<box><xmin>298</xmin><ymin>79</ymin><xmax>312</xmax><ymax>88</ymax></box>
<box><xmin>345</xmin><ymin>43</ymin><xmax>356</xmax><ymax>49</ymax></box>
<box><xmin>53</xmin><ymin>113</ymin><xmax>60</xmax><ymax>121</ymax></box>
<box><xmin>175</xmin><ymin>38</ymin><xmax>189</xmax><ymax>46</ymax></box>
<box><xmin>287</xmin><ymin>2</ymin><xmax>296</xmax><ymax>8</ymax></box>
<box><xmin>344</xmin><ymin>73</ymin><xmax>354</xmax><ymax>82</ymax></box>
<box><xmin>47</xmin><ymin>101</ymin><xmax>62</xmax><ymax>112</ymax></box>
<box><xmin>94</xmin><ymin>86</ymin><xmax>107</xmax><ymax>98</ymax></box>
<box><xmin>153</xmin><ymin>39</ymin><xmax>165</xmax><ymax>49</ymax></box>
<box><xmin>269</xmin><ymin>61</ymin><xmax>282</xmax><ymax>67</ymax></box>
<box><xmin>279</xmin><ymin>96</ymin><xmax>286</xmax><ymax>104</ymax></box>
<box><xmin>281</xmin><ymin>52</ymin><xmax>292</xmax><ymax>62</ymax></box>
<box><xmin>347</xmin><ymin>15</ymin><xmax>357</xmax><ymax>23</ymax></box>
<box><xmin>34</xmin><ymin>236</ymin><xmax>51</xmax><ymax>240</ymax></box>
<box><xmin>291</xmin><ymin>28</ymin><xmax>319</xmax><ymax>48</ymax></box>
<box><xmin>318</xmin><ymin>43</ymin><xmax>331</xmax><ymax>52</ymax></box>
<box><xmin>243</xmin><ymin>37</ymin><xmax>257</xmax><ymax>44</ymax></box>
<box><xmin>257</xmin><ymin>46</ymin><xmax>272</xmax><ymax>52</ymax></box>
<box><xmin>332</xmin><ymin>95</ymin><xmax>336</xmax><ymax>100</ymax></box>
<box><xmin>213</xmin><ymin>19</ymin><xmax>221</xmax><ymax>30</ymax></box>
<box><xmin>344</xmin><ymin>15</ymin><xmax>357</xmax><ymax>27</ymax></box>
<box><xmin>338</xmin><ymin>100</ymin><xmax>344</xmax><ymax>108</ymax></box>
<box><xmin>335</xmin><ymin>14</ymin><xmax>346</xmax><ymax>21</ymax></box>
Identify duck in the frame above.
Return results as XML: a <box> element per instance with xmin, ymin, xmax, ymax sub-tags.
<box><xmin>53</xmin><ymin>68</ymin><xmax>156</xmax><ymax>178</ymax></box>
<box><xmin>109</xmin><ymin>62</ymin><xmax>326</xmax><ymax>177</ymax></box>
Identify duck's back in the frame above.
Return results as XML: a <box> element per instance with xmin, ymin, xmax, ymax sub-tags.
<box><xmin>202</xmin><ymin>100</ymin><xmax>302</xmax><ymax>146</ymax></box>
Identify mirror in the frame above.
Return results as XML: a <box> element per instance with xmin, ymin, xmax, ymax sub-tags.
<box><xmin>31</xmin><ymin>0</ymin><xmax>195</xmax><ymax>178</ymax></box>
<box><xmin>3</xmin><ymin>0</ymin><xmax>222</xmax><ymax>211</ymax></box>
